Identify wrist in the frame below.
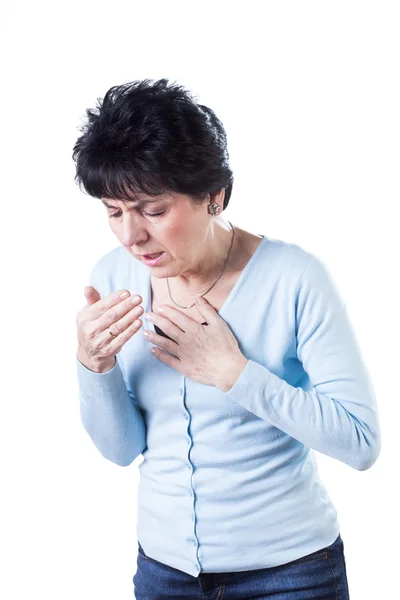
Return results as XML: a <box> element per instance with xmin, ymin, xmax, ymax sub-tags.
<box><xmin>77</xmin><ymin>349</ymin><xmax>116</xmax><ymax>373</ymax></box>
<box><xmin>215</xmin><ymin>353</ymin><xmax>248</xmax><ymax>393</ymax></box>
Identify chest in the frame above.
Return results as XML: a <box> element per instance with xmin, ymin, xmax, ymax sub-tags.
<box><xmin>148</xmin><ymin>230</ymin><xmax>264</xmax><ymax>324</ymax></box>
<box><xmin>150</xmin><ymin>269</ymin><xmax>242</xmax><ymax>324</ymax></box>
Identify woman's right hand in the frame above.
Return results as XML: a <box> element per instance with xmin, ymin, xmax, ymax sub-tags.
<box><xmin>76</xmin><ymin>286</ymin><xmax>144</xmax><ymax>373</ymax></box>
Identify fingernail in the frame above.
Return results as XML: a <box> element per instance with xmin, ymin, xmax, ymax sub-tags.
<box><xmin>120</xmin><ymin>291</ymin><xmax>129</xmax><ymax>299</ymax></box>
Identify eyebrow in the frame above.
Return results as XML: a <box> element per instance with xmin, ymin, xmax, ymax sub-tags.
<box><xmin>101</xmin><ymin>198</ymin><xmax>156</xmax><ymax>209</ymax></box>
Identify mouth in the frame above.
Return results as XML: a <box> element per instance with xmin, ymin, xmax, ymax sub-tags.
<box><xmin>140</xmin><ymin>251</ymin><xmax>166</xmax><ymax>265</ymax></box>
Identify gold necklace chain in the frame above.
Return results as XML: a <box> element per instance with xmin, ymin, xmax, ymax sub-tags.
<box><xmin>166</xmin><ymin>221</ymin><xmax>235</xmax><ymax>309</ymax></box>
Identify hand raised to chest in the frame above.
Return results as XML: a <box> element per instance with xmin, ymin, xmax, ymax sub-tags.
<box><xmin>142</xmin><ymin>296</ymin><xmax>248</xmax><ymax>391</ymax></box>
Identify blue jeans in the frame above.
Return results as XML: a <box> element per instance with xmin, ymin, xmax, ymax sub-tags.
<box><xmin>133</xmin><ymin>533</ymin><xmax>350</xmax><ymax>599</ymax></box>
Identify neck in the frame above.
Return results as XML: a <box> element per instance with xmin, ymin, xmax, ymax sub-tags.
<box><xmin>170</xmin><ymin>220</ymin><xmax>235</xmax><ymax>296</ymax></box>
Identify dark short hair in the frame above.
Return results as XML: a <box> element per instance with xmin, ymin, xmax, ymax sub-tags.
<box><xmin>72</xmin><ymin>78</ymin><xmax>234</xmax><ymax>210</ymax></box>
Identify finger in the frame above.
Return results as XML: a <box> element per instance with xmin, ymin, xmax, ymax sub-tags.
<box><xmin>142</xmin><ymin>329</ymin><xmax>180</xmax><ymax>357</ymax></box>
<box><xmin>150</xmin><ymin>346</ymin><xmax>183</xmax><ymax>373</ymax></box>
<box><xmin>145</xmin><ymin>312</ymin><xmax>185</xmax><ymax>341</ymax></box>
<box><xmin>153</xmin><ymin>305</ymin><xmax>199</xmax><ymax>331</ymax></box>
<box><xmin>88</xmin><ymin>290</ymin><xmax>142</xmax><ymax>321</ymax></box>
<box><xmin>99</xmin><ymin>304</ymin><xmax>144</xmax><ymax>344</ymax></box>
<box><xmin>93</xmin><ymin>294</ymin><xmax>143</xmax><ymax>335</ymax></box>
<box><xmin>194</xmin><ymin>297</ymin><xmax>220</xmax><ymax>325</ymax></box>
<box><xmin>102</xmin><ymin>317</ymin><xmax>143</xmax><ymax>353</ymax></box>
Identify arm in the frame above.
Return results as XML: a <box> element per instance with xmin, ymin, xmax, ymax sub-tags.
<box><xmin>224</xmin><ymin>255</ymin><xmax>381</xmax><ymax>471</ymax></box>
<box><xmin>77</xmin><ymin>354</ymin><xmax>147</xmax><ymax>466</ymax></box>
<box><xmin>76</xmin><ymin>257</ymin><xmax>147</xmax><ymax>466</ymax></box>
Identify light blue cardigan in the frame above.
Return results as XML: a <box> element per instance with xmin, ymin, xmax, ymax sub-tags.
<box><xmin>76</xmin><ymin>234</ymin><xmax>380</xmax><ymax>577</ymax></box>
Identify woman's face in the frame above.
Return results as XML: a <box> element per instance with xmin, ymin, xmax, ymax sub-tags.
<box><xmin>102</xmin><ymin>191</ymin><xmax>217</xmax><ymax>279</ymax></box>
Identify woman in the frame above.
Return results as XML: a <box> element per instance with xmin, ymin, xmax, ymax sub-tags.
<box><xmin>74</xmin><ymin>78</ymin><xmax>380</xmax><ymax>599</ymax></box>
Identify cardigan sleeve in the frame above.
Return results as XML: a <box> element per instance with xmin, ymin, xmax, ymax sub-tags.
<box><xmin>76</xmin><ymin>259</ymin><xmax>147</xmax><ymax>466</ymax></box>
<box><xmin>224</xmin><ymin>255</ymin><xmax>381</xmax><ymax>471</ymax></box>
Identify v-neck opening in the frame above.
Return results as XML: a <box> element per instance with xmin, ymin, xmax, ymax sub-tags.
<box><xmin>216</xmin><ymin>234</ymin><xmax>267</xmax><ymax>318</ymax></box>
<box><xmin>145</xmin><ymin>234</ymin><xmax>268</xmax><ymax>321</ymax></box>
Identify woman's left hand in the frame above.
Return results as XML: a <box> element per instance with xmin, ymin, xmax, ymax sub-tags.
<box><xmin>142</xmin><ymin>296</ymin><xmax>248</xmax><ymax>392</ymax></box>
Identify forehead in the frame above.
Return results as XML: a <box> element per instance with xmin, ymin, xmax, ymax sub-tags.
<box><xmin>101</xmin><ymin>191</ymin><xmax>182</xmax><ymax>209</ymax></box>
<box><xmin>101</xmin><ymin>196</ymin><xmax>164</xmax><ymax>208</ymax></box>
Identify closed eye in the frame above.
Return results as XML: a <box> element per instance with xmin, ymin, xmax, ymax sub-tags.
<box><xmin>109</xmin><ymin>210</ymin><xmax>165</xmax><ymax>219</ymax></box>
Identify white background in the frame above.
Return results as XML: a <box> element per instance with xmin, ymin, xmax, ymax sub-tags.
<box><xmin>1</xmin><ymin>1</ymin><xmax>398</xmax><ymax>599</ymax></box>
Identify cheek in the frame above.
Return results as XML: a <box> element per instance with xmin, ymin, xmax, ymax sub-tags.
<box><xmin>159</xmin><ymin>223</ymin><xmax>186</xmax><ymax>247</ymax></box>
<box><xmin>108</xmin><ymin>221</ymin><xmax>119</xmax><ymax>235</ymax></box>
<box><xmin>168</xmin><ymin>215</ymin><xmax>198</xmax><ymax>238</ymax></box>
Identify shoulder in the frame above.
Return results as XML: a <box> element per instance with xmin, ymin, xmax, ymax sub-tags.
<box><xmin>252</xmin><ymin>235</ymin><xmax>343</xmax><ymax>316</ymax></box>
<box><xmin>260</xmin><ymin>235</ymin><xmax>344</xmax><ymax>308</ymax></box>
<box><xmin>258</xmin><ymin>234</ymin><xmax>317</xmax><ymax>280</ymax></box>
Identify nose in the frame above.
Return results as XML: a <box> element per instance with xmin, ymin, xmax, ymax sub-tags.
<box><xmin>119</xmin><ymin>213</ymin><xmax>150</xmax><ymax>247</ymax></box>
